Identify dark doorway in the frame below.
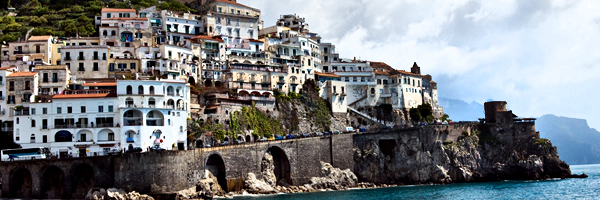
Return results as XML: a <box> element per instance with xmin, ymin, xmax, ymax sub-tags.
<box><xmin>71</xmin><ymin>164</ymin><xmax>94</xmax><ymax>199</ymax></box>
<box><xmin>265</xmin><ymin>147</ymin><xmax>291</xmax><ymax>186</ymax></box>
<box><xmin>41</xmin><ymin>165</ymin><xmax>64</xmax><ymax>199</ymax></box>
<box><xmin>246</xmin><ymin>135</ymin><xmax>251</xmax><ymax>143</ymax></box>
<box><xmin>205</xmin><ymin>154</ymin><xmax>227</xmax><ymax>192</ymax></box>
<box><xmin>10</xmin><ymin>168</ymin><xmax>32</xmax><ymax>198</ymax></box>
<box><xmin>178</xmin><ymin>142</ymin><xmax>184</xmax><ymax>150</ymax></box>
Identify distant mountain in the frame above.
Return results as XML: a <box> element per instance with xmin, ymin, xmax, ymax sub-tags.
<box><xmin>536</xmin><ymin>114</ymin><xmax>600</xmax><ymax>165</ymax></box>
<box><xmin>438</xmin><ymin>98</ymin><xmax>484</xmax><ymax>121</ymax></box>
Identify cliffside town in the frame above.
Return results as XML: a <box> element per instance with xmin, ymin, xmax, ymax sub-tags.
<box><xmin>0</xmin><ymin>0</ymin><xmax>444</xmax><ymax>156</ymax></box>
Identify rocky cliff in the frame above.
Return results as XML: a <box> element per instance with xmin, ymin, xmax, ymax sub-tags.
<box><xmin>353</xmin><ymin>123</ymin><xmax>573</xmax><ymax>185</ymax></box>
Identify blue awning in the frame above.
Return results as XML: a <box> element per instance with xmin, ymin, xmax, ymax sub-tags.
<box><xmin>56</xmin><ymin>131</ymin><xmax>72</xmax><ymax>138</ymax></box>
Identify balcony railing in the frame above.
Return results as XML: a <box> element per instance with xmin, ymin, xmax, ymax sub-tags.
<box><xmin>0</xmin><ymin>96</ymin><xmax>4</xmax><ymax>100</ymax></box>
<box><xmin>64</xmin><ymin>57</ymin><xmax>72</xmax><ymax>61</ymax></box>
<box><xmin>1</xmin><ymin>127</ymin><xmax>13</xmax><ymax>132</ymax></box>
<box><xmin>14</xmin><ymin>110</ymin><xmax>30</xmax><ymax>116</ymax></box>
<box><xmin>231</xmin><ymin>84</ymin><xmax>272</xmax><ymax>91</ymax></box>
<box><xmin>277</xmin><ymin>79</ymin><xmax>285</xmax><ymax>84</ymax></box>
<box><xmin>126</xmin><ymin>138</ymin><xmax>135</xmax><ymax>143</ymax></box>
<box><xmin>54</xmin><ymin>123</ymin><xmax>118</xmax><ymax>129</ymax></box>
<box><xmin>78</xmin><ymin>56</ymin><xmax>85</xmax><ymax>60</ymax></box>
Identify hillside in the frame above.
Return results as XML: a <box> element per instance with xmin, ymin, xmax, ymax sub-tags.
<box><xmin>0</xmin><ymin>0</ymin><xmax>194</xmax><ymax>43</ymax></box>
<box><xmin>536</xmin><ymin>114</ymin><xmax>600</xmax><ymax>165</ymax></box>
<box><xmin>438</xmin><ymin>98</ymin><xmax>484</xmax><ymax>122</ymax></box>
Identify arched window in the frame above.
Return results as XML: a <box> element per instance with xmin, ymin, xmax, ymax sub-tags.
<box><xmin>292</xmin><ymin>49</ymin><xmax>297</xmax><ymax>56</ymax></box>
<box><xmin>126</xmin><ymin>97</ymin><xmax>134</xmax><ymax>107</ymax></box>
<box><xmin>148</xmin><ymin>98</ymin><xmax>156</xmax><ymax>107</ymax></box>
<box><xmin>111</xmin><ymin>30</ymin><xmax>116</xmax><ymax>36</ymax></box>
<box><xmin>30</xmin><ymin>134</ymin><xmax>35</xmax><ymax>143</ymax></box>
<box><xmin>138</xmin><ymin>85</ymin><xmax>144</xmax><ymax>94</ymax></box>
<box><xmin>126</xmin><ymin>85</ymin><xmax>133</xmax><ymax>94</ymax></box>
<box><xmin>149</xmin><ymin>86</ymin><xmax>155</xmax><ymax>94</ymax></box>
<box><xmin>103</xmin><ymin>30</ymin><xmax>107</xmax><ymax>36</ymax></box>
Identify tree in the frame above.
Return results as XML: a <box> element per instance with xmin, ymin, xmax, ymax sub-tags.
<box><xmin>440</xmin><ymin>113</ymin><xmax>450</xmax><ymax>121</ymax></box>
<box><xmin>417</xmin><ymin>103</ymin><xmax>433</xmax><ymax>119</ymax></box>
<box><xmin>409</xmin><ymin>108</ymin><xmax>422</xmax><ymax>122</ymax></box>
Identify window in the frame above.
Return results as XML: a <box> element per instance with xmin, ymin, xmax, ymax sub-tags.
<box><xmin>377</xmin><ymin>79</ymin><xmax>381</xmax><ymax>85</ymax></box>
<box><xmin>93</xmin><ymin>62</ymin><xmax>99</xmax><ymax>71</ymax></box>
<box><xmin>103</xmin><ymin>53</ymin><xmax>107</xmax><ymax>60</ymax></box>
<box><xmin>42</xmin><ymin>119</ymin><xmax>48</xmax><ymax>129</ymax></box>
<box><xmin>138</xmin><ymin>85</ymin><xmax>144</xmax><ymax>94</ymax></box>
<box><xmin>109</xmin><ymin>63</ymin><xmax>115</xmax><ymax>71</ymax></box>
<box><xmin>98</xmin><ymin>106</ymin><xmax>104</xmax><ymax>112</ymax></box>
<box><xmin>66</xmin><ymin>63</ymin><xmax>70</xmax><ymax>70</ymax></box>
<box><xmin>43</xmin><ymin>107</ymin><xmax>47</xmax><ymax>114</ymax></box>
<box><xmin>126</xmin><ymin>85</ymin><xmax>133</xmax><ymax>94</ymax></box>
<box><xmin>231</xmin><ymin>9</ymin><xmax>234</xmax><ymax>14</ymax></box>
<box><xmin>31</xmin><ymin>120</ymin><xmax>35</xmax><ymax>127</ymax></box>
<box><xmin>93</xmin><ymin>51</ymin><xmax>98</xmax><ymax>60</ymax></box>
<box><xmin>149</xmin><ymin>86</ymin><xmax>155</xmax><ymax>94</ymax></box>
<box><xmin>79</xmin><ymin>63</ymin><xmax>85</xmax><ymax>71</ymax></box>
<box><xmin>57</xmin><ymin>107</ymin><xmax>62</xmax><ymax>114</ymax></box>
<box><xmin>16</xmin><ymin>117</ymin><xmax>19</xmax><ymax>124</ymax></box>
<box><xmin>25</xmin><ymin>81</ymin><xmax>30</xmax><ymax>90</ymax></box>
<box><xmin>218</xmin><ymin>7</ymin><xmax>222</xmax><ymax>13</ymax></box>
<box><xmin>9</xmin><ymin>81</ymin><xmax>14</xmax><ymax>91</ymax></box>
<box><xmin>130</xmin><ymin>63</ymin><xmax>136</xmax><ymax>69</ymax></box>
<box><xmin>67</xmin><ymin>107</ymin><xmax>72</xmax><ymax>113</ymax></box>
<box><xmin>418</xmin><ymin>80</ymin><xmax>421</xmax><ymax>87</ymax></box>
<box><xmin>30</xmin><ymin>134</ymin><xmax>35</xmax><ymax>143</ymax></box>
<box><xmin>31</xmin><ymin>108</ymin><xmax>35</xmax><ymax>115</ymax></box>
<box><xmin>43</xmin><ymin>135</ymin><xmax>47</xmax><ymax>143</ymax></box>
<box><xmin>81</xmin><ymin>106</ymin><xmax>86</xmax><ymax>113</ymax></box>
<box><xmin>108</xmin><ymin>105</ymin><xmax>113</xmax><ymax>112</ymax></box>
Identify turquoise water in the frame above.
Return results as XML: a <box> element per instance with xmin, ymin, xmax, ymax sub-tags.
<box><xmin>233</xmin><ymin>164</ymin><xmax>600</xmax><ymax>199</ymax></box>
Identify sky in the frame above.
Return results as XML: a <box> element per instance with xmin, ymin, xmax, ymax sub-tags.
<box><xmin>239</xmin><ymin>0</ymin><xmax>600</xmax><ymax>129</ymax></box>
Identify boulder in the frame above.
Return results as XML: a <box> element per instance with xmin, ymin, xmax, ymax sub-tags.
<box><xmin>195</xmin><ymin>170</ymin><xmax>224</xmax><ymax>199</ymax></box>
<box><xmin>261</xmin><ymin>153</ymin><xmax>277</xmax><ymax>187</ymax></box>
<box><xmin>244</xmin><ymin>173</ymin><xmax>276</xmax><ymax>194</ymax></box>
<box><xmin>308</xmin><ymin>161</ymin><xmax>358</xmax><ymax>190</ymax></box>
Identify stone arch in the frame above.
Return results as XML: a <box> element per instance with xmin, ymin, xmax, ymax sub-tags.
<box><xmin>205</xmin><ymin>154</ymin><xmax>227</xmax><ymax>192</ymax></box>
<box><xmin>70</xmin><ymin>163</ymin><xmax>94</xmax><ymax>199</ymax></box>
<box><xmin>40</xmin><ymin>165</ymin><xmax>65</xmax><ymax>199</ymax></box>
<box><xmin>10</xmin><ymin>168</ymin><xmax>32</xmax><ymax>198</ymax></box>
<box><xmin>237</xmin><ymin>135</ymin><xmax>243</xmax><ymax>141</ymax></box>
<box><xmin>146</xmin><ymin>110</ymin><xmax>164</xmax><ymax>126</ymax></box>
<box><xmin>263</xmin><ymin>146</ymin><xmax>291</xmax><ymax>186</ymax></box>
<box><xmin>123</xmin><ymin>110</ymin><xmax>143</xmax><ymax>126</ymax></box>
<box><xmin>204</xmin><ymin>79</ymin><xmax>213</xmax><ymax>87</ymax></box>
<box><xmin>76</xmin><ymin>130</ymin><xmax>93</xmax><ymax>142</ymax></box>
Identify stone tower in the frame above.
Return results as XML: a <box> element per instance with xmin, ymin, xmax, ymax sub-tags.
<box><xmin>411</xmin><ymin>62</ymin><xmax>421</xmax><ymax>75</ymax></box>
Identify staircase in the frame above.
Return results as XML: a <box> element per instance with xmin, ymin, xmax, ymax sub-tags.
<box><xmin>348</xmin><ymin>95</ymin><xmax>368</xmax><ymax>107</ymax></box>
<box><xmin>347</xmin><ymin>107</ymin><xmax>393</xmax><ymax>126</ymax></box>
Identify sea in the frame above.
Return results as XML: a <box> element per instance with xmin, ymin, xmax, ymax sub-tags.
<box><xmin>228</xmin><ymin>164</ymin><xmax>600</xmax><ymax>200</ymax></box>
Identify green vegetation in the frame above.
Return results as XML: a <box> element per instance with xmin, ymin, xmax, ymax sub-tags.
<box><xmin>534</xmin><ymin>138</ymin><xmax>552</xmax><ymax>150</ymax></box>
<box><xmin>440</xmin><ymin>113</ymin><xmax>450</xmax><ymax>122</ymax></box>
<box><xmin>409</xmin><ymin>103</ymin><xmax>434</xmax><ymax>123</ymax></box>
<box><xmin>230</xmin><ymin>106</ymin><xmax>283</xmax><ymax>139</ymax></box>
<box><xmin>0</xmin><ymin>0</ymin><xmax>193</xmax><ymax>42</ymax></box>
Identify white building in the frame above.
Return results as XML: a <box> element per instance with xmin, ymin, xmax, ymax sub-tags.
<box><xmin>117</xmin><ymin>80</ymin><xmax>189</xmax><ymax>151</ymax></box>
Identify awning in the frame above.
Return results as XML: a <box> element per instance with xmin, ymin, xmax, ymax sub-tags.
<box><xmin>56</xmin><ymin>131</ymin><xmax>72</xmax><ymax>138</ymax></box>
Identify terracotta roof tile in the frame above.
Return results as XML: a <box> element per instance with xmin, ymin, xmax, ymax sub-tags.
<box><xmin>248</xmin><ymin>39</ymin><xmax>264</xmax><ymax>43</ymax></box>
<box><xmin>83</xmin><ymin>82</ymin><xmax>117</xmax><ymax>87</ymax></box>
<box><xmin>34</xmin><ymin>65</ymin><xmax>68</xmax><ymax>70</ymax></box>
<box><xmin>315</xmin><ymin>72</ymin><xmax>340</xmax><ymax>78</ymax></box>
<box><xmin>396</xmin><ymin>70</ymin><xmax>422</xmax><ymax>77</ymax></box>
<box><xmin>191</xmin><ymin>35</ymin><xmax>224</xmax><ymax>42</ymax></box>
<box><xmin>102</xmin><ymin>8</ymin><xmax>136</xmax><ymax>12</ymax></box>
<box><xmin>28</xmin><ymin>35</ymin><xmax>52</xmax><ymax>41</ymax></box>
<box><xmin>0</xmin><ymin>66</ymin><xmax>15</xmax><ymax>70</ymax></box>
<box><xmin>7</xmin><ymin>72</ymin><xmax>37</xmax><ymax>77</ymax></box>
<box><xmin>53</xmin><ymin>93</ymin><xmax>116</xmax><ymax>99</ymax></box>
<box><xmin>370</xmin><ymin>62</ymin><xmax>400</xmax><ymax>75</ymax></box>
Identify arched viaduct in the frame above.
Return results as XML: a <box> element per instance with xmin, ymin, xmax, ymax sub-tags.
<box><xmin>0</xmin><ymin>134</ymin><xmax>354</xmax><ymax>198</ymax></box>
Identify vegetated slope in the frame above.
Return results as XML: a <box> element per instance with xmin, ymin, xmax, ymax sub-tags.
<box><xmin>536</xmin><ymin>114</ymin><xmax>600</xmax><ymax>165</ymax></box>
<box><xmin>0</xmin><ymin>0</ymin><xmax>194</xmax><ymax>43</ymax></box>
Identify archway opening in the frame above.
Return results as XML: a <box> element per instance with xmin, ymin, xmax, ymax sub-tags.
<box><xmin>205</xmin><ymin>154</ymin><xmax>227</xmax><ymax>192</ymax></box>
<box><xmin>71</xmin><ymin>163</ymin><xmax>94</xmax><ymax>199</ymax></box>
<box><xmin>41</xmin><ymin>165</ymin><xmax>64</xmax><ymax>199</ymax></box>
<box><xmin>264</xmin><ymin>147</ymin><xmax>291</xmax><ymax>186</ymax></box>
<box><xmin>10</xmin><ymin>168</ymin><xmax>32</xmax><ymax>198</ymax></box>
<box><xmin>245</xmin><ymin>135</ymin><xmax>251</xmax><ymax>143</ymax></box>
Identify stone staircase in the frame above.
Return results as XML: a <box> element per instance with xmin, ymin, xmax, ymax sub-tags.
<box><xmin>348</xmin><ymin>95</ymin><xmax>368</xmax><ymax>107</ymax></box>
<box><xmin>347</xmin><ymin>106</ymin><xmax>393</xmax><ymax>126</ymax></box>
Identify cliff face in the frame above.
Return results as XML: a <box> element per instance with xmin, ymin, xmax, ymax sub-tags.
<box><xmin>353</xmin><ymin>123</ymin><xmax>572</xmax><ymax>184</ymax></box>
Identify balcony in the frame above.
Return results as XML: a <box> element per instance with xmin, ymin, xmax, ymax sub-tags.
<box><xmin>126</xmin><ymin>138</ymin><xmax>135</xmax><ymax>143</ymax></box>
<box><xmin>14</xmin><ymin>110</ymin><xmax>30</xmax><ymax>116</ymax></box>
<box><xmin>277</xmin><ymin>79</ymin><xmax>285</xmax><ymax>84</ymax></box>
<box><xmin>380</xmin><ymin>92</ymin><xmax>392</xmax><ymax>98</ymax></box>
<box><xmin>74</xmin><ymin>140</ymin><xmax>94</xmax><ymax>146</ymax></box>
<box><xmin>231</xmin><ymin>84</ymin><xmax>271</xmax><ymax>91</ymax></box>
<box><xmin>93</xmin><ymin>56</ymin><xmax>99</xmax><ymax>60</ymax></box>
<box><xmin>78</xmin><ymin>56</ymin><xmax>85</xmax><ymax>60</ymax></box>
<box><xmin>64</xmin><ymin>57</ymin><xmax>72</xmax><ymax>61</ymax></box>
<box><xmin>0</xmin><ymin>96</ymin><xmax>4</xmax><ymax>100</ymax></box>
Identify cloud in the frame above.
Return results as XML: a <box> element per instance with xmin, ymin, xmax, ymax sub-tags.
<box><xmin>239</xmin><ymin>0</ymin><xmax>600</xmax><ymax>129</ymax></box>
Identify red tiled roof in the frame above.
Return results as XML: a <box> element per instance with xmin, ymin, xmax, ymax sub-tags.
<box><xmin>370</xmin><ymin>62</ymin><xmax>400</xmax><ymax>75</ymax></box>
<box><xmin>214</xmin><ymin>0</ymin><xmax>254</xmax><ymax>9</ymax></box>
<box><xmin>7</xmin><ymin>72</ymin><xmax>37</xmax><ymax>77</ymax></box>
<box><xmin>0</xmin><ymin>66</ymin><xmax>15</xmax><ymax>70</ymax></box>
<box><xmin>102</xmin><ymin>8</ymin><xmax>136</xmax><ymax>12</ymax></box>
<box><xmin>315</xmin><ymin>72</ymin><xmax>340</xmax><ymax>78</ymax></box>
<box><xmin>248</xmin><ymin>39</ymin><xmax>264</xmax><ymax>43</ymax></box>
<box><xmin>28</xmin><ymin>35</ymin><xmax>52</xmax><ymax>41</ymax></box>
<box><xmin>396</xmin><ymin>70</ymin><xmax>422</xmax><ymax>77</ymax></box>
<box><xmin>53</xmin><ymin>93</ymin><xmax>115</xmax><ymax>99</ymax></box>
<box><xmin>83</xmin><ymin>82</ymin><xmax>117</xmax><ymax>87</ymax></box>
<box><xmin>191</xmin><ymin>35</ymin><xmax>224</xmax><ymax>42</ymax></box>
